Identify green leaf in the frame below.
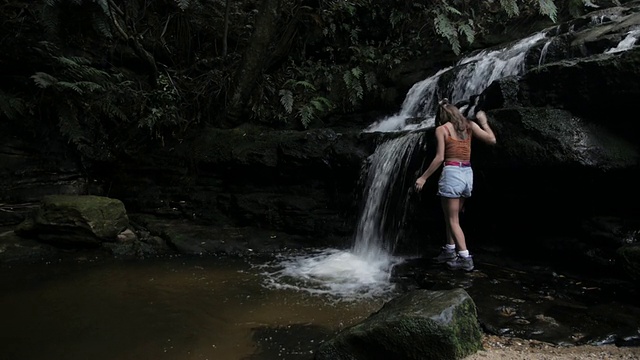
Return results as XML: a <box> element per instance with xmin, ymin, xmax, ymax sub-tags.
<box><xmin>279</xmin><ymin>89</ymin><xmax>293</xmax><ymax>114</ymax></box>
<box><xmin>499</xmin><ymin>0</ymin><xmax>520</xmax><ymax>17</ymax></box>
<box><xmin>31</xmin><ymin>72</ymin><xmax>58</xmax><ymax>89</ymax></box>
<box><xmin>75</xmin><ymin>81</ymin><xmax>105</xmax><ymax>92</ymax></box>
<box><xmin>351</xmin><ymin>67</ymin><xmax>362</xmax><ymax>79</ymax></box>
<box><xmin>458</xmin><ymin>22</ymin><xmax>475</xmax><ymax>45</ymax></box>
<box><xmin>57</xmin><ymin>81</ymin><xmax>84</xmax><ymax>94</ymax></box>
<box><xmin>298</xmin><ymin>104</ymin><xmax>314</xmax><ymax>128</ymax></box>
<box><xmin>537</xmin><ymin>0</ymin><xmax>558</xmax><ymax>22</ymax></box>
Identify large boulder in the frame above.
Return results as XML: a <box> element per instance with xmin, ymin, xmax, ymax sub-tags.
<box><xmin>314</xmin><ymin>288</ymin><xmax>482</xmax><ymax>360</ymax></box>
<box><xmin>16</xmin><ymin>195</ymin><xmax>129</xmax><ymax>247</ymax></box>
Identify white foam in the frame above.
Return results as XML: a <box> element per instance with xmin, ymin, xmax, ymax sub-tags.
<box><xmin>259</xmin><ymin>248</ymin><xmax>403</xmax><ymax>301</ymax></box>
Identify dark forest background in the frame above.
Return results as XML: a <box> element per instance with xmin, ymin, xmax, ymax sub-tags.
<box><xmin>1</xmin><ymin>0</ymin><xmax>598</xmax><ymax>163</ymax></box>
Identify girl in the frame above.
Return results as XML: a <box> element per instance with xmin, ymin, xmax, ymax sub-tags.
<box><xmin>415</xmin><ymin>99</ymin><xmax>496</xmax><ymax>271</ymax></box>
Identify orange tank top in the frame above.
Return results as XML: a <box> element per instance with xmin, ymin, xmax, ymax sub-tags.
<box><xmin>444</xmin><ymin>125</ymin><xmax>471</xmax><ymax>161</ymax></box>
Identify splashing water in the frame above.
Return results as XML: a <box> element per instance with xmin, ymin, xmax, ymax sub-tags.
<box><xmin>260</xmin><ymin>135</ymin><xmax>422</xmax><ymax>301</ymax></box>
<box><xmin>262</xmin><ymin>30</ymin><xmax>550</xmax><ymax>301</ymax></box>
<box><xmin>605</xmin><ymin>29</ymin><xmax>640</xmax><ymax>54</ymax></box>
<box><xmin>259</xmin><ymin>248</ymin><xmax>400</xmax><ymax>301</ymax></box>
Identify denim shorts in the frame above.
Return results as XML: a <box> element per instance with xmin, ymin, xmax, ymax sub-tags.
<box><xmin>437</xmin><ymin>165</ymin><xmax>473</xmax><ymax>198</ymax></box>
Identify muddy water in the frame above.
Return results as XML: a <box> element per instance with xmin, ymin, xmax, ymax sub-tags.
<box><xmin>2</xmin><ymin>251</ymin><xmax>639</xmax><ymax>360</ymax></box>
<box><xmin>0</xmin><ymin>256</ymin><xmax>387</xmax><ymax>360</ymax></box>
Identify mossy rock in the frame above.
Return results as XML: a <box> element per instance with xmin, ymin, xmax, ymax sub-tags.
<box><xmin>16</xmin><ymin>195</ymin><xmax>129</xmax><ymax>247</ymax></box>
<box><xmin>315</xmin><ymin>288</ymin><xmax>482</xmax><ymax>360</ymax></box>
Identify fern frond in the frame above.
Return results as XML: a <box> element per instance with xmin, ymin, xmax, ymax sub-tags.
<box><xmin>293</xmin><ymin>80</ymin><xmax>316</xmax><ymax>91</ymax></box>
<box><xmin>310</xmin><ymin>97</ymin><xmax>332</xmax><ymax>111</ymax></box>
<box><xmin>342</xmin><ymin>71</ymin><xmax>353</xmax><ymax>87</ymax></box>
<box><xmin>92</xmin><ymin>0</ymin><xmax>110</xmax><ymax>15</ymax></box>
<box><xmin>364</xmin><ymin>72</ymin><xmax>377</xmax><ymax>91</ymax></box>
<box><xmin>82</xmin><ymin>67</ymin><xmax>110</xmax><ymax>81</ymax></box>
<box><xmin>55</xmin><ymin>56</ymin><xmax>87</xmax><ymax>68</ymax></box>
<box><xmin>31</xmin><ymin>72</ymin><xmax>59</xmax><ymax>88</ymax></box>
<box><xmin>279</xmin><ymin>89</ymin><xmax>294</xmax><ymax>114</ymax></box>
<box><xmin>175</xmin><ymin>0</ymin><xmax>191</xmax><ymax>10</ymax></box>
<box><xmin>56</xmin><ymin>81</ymin><xmax>84</xmax><ymax>94</ymax></box>
<box><xmin>537</xmin><ymin>0</ymin><xmax>558</xmax><ymax>22</ymax></box>
<box><xmin>353</xmin><ymin>82</ymin><xmax>363</xmax><ymax>102</ymax></box>
<box><xmin>92</xmin><ymin>13</ymin><xmax>113</xmax><ymax>38</ymax></box>
<box><xmin>0</xmin><ymin>91</ymin><xmax>26</xmax><ymax>121</ymax></box>
<box><xmin>433</xmin><ymin>10</ymin><xmax>461</xmax><ymax>54</ymax></box>
<box><xmin>350</xmin><ymin>67</ymin><xmax>362</xmax><ymax>79</ymax></box>
<box><xmin>499</xmin><ymin>0</ymin><xmax>520</xmax><ymax>17</ymax></box>
<box><xmin>441</xmin><ymin>1</ymin><xmax>462</xmax><ymax>15</ymax></box>
<box><xmin>458</xmin><ymin>21</ymin><xmax>475</xmax><ymax>44</ymax></box>
<box><xmin>298</xmin><ymin>104</ymin><xmax>314</xmax><ymax>128</ymax></box>
<box><xmin>75</xmin><ymin>81</ymin><xmax>105</xmax><ymax>92</ymax></box>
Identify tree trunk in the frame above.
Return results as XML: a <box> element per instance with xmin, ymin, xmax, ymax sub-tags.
<box><xmin>223</xmin><ymin>0</ymin><xmax>282</xmax><ymax>127</ymax></box>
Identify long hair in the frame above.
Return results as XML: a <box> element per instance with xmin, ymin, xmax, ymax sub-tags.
<box><xmin>438</xmin><ymin>98</ymin><xmax>470</xmax><ymax>138</ymax></box>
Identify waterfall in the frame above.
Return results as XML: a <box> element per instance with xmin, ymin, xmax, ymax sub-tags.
<box><xmin>263</xmin><ymin>29</ymin><xmax>552</xmax><ymax>300</ymax></box>
<box><xmin>365</xmin><ymin>31</ymin><xmax>548</xmax><ymax>133</ymax></box>
<box><xmin>351</xmin><ymin>132</ymin><xmax>424</xmax><ymax>263</ymax></box>
<box><xmin>352</xmin><ymin>31</ymin><xmax>549</xmax><ymax>263</ymax></box>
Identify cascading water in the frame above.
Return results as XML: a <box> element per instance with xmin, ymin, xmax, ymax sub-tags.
<box><xmin>351</xmin><ymin>133</ymin><xmax>425</xmax><ymax>262</ymax></box>
<box><xmin>260</xmin><ymin>29</ymin><xmax>563</xmax><ymax>300</ymax></box>
<box><xmin>606</xmin><ymin>28</ymin><xmax>640</xmax><ymax>53</ymax></box>
<box><xmin>365</xmin><ymin>31</ymin><xmax>548</xmax><ymax>134</ymax></box>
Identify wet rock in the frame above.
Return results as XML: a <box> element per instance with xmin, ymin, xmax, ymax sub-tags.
<box><xmin>15</xmin><ymin>195</ymin><xmax>129</xmax><ymax>247</ymax></box>
<box><xmin>314</xmin><ymin>288</ymin><xmax>482</xmax><ymax>360</ymax></box>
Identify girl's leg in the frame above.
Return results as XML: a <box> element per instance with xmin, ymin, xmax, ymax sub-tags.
<box><xmin>441</xmin><ymin>197</ymin><xmax>467</xmax><ymax>251</ymax></box>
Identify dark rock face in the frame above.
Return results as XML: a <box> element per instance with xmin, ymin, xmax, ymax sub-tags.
<box><xmin>100</xmin><ymin>126</ymin><xmax>376</xmax><ymax>243</ymax></box>
<box><xmin>314</xmin><ymin>288</ymin><xmax>482</xmax><ymax>360</ymax></box>
<box><xmin>0</xmin><ymin>136</ymin><xmax>90</xmax><ymax>209</ymax></box>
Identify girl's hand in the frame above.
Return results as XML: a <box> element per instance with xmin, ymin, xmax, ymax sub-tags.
<box><xmin>415</xmin><ymin>177</ymin><xmax>426</xmax><ymax>191</ymax></box>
